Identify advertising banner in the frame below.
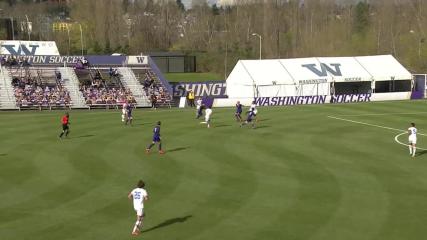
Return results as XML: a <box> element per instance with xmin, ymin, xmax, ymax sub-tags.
<box><xmin>0</xmin><ymin>40</ymin><xmax>60</xmax><ymax>55</ymax></box>
<box><xmin>171</xmin><ymin>81</ymin><xmax>227</xmax><ymax>98</ymax></box>
<box><xmin>127</xmin><ymin>55</ymin><xmax>149</xmax><ymax>65</ymax></box>
<box><xmin>0</xmin><ymin>55</ymin><xmax>126</xmax><ymax>65</ymax></box>
<box><xmin>213</xmin><ymin>92</ymin><xmax>411</xmax><ymax>107</ymax></box>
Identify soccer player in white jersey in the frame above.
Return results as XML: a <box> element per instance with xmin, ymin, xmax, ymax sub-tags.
<box><xmin>196</xmin><ymin>98</ymin><xmax>203</xmax><ymax>118</ymax></box>
<box><xmin>408</xmin><ymin>123</ymin><xmax>417</xmax><ymax>157</ymax></box>
<box><xmin>205</xmin><ymin>107</ymin><xmax>213</xmax><ymax>128</ymax></box>
<box><xmin>250</xmin><ymin>101</ymin><xmax>258</xmax><ymax>120</ymax></box>
<box><xmin>121</xmin><ymin>102</ymin><xmax>128</xmax><ymax>123</ymax></box>
<box><xmin>128</xmin><ymin>180</ymin><xmax>149</xmax><ymax>236</ymax></box>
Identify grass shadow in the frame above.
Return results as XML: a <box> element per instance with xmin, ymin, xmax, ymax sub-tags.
<box><xmin>417</xmin><ymin>150</ymin><xmax>427</xmax><ymax>156</ymax></box>
<box><xmin>215</xmin><ymin>124</ymin><xmax>231</xmax><ymax>128</ymax></box>
<box><xmin>135</xmin><ymin>122</ymin><xmax>153</xmax><ymax>126</ymax></box>
<box><xmin>168</xmin><ymin>147</ymin><xmax>190</xmax><ymax>153</ymax></box>
<box><xmin>257</xmin><ymin>118</ymin><xmax>270</xmax><ymax>122</ymax></box>
<box><xmin>0</xmin><ymin>153</ymin><xmax>7</xmax><ymax>157</ymax></box>
<box><xmin>142</xmin><ymin>215</ymin><xmax>193</xmax><ymax>233</ymax></box>
<box><xmin>71</xmin><ymin>134</ymin><xmax>95</xmax><ymax>139</ymax></box>
<box><xmin>254</xmin><ymin>125</ymin><xmax>271</xmax><ymax>129</ymax></box>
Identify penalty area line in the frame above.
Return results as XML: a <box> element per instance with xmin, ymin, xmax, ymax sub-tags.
<box><xmin>327</xmin><ymin>116</ymin><xmax>404</xmax><ymax>133</ymax></box>
<box><xmin>394</xmin><ymin>132</ymin><xmax>427</xmax><ymax>151</ymax></box>
<box><xmin>328</xmin><ymin>115</ymin><xmax>427</xmax><ymax>150</ymax></box>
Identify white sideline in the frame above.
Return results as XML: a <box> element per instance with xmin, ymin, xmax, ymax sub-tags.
<box><xmin>327</xmin><ymin>116</ymin><xmax>404</xmax><ymax>132</ymax></box>
<box><xmin>328</xmin><ymin>115</ymin><xmax>427</xmax><ymax>150</ymax></box>
<box><xmin>334</xmin><ymin>112</ymin><xmax>427</xmax><ymax>117</ymax></box>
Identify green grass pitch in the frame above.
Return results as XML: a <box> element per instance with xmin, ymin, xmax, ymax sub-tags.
<box><xmin>1</xmin><ymin>101</ymin><xmax>427</xmax><ymax>240</ymax></box>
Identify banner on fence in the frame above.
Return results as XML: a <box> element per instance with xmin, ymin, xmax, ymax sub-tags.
<box><xmin>127</xmin><ymin>56</ymin><xmax>149</xmax><ymax>65</ymax></box>
<box><xmin>171</xmin><ymin>81</ymin><xmax>227</xmax><ymax>98</ymax></box>
<box><xmin>213</xmin><ymin>92</ymin><xmax>411</xmax><ymax>107</ymax></box>
<box><xmin>0</xmin><ymin>55</ymin><xmax>128</xmax><ymax>65</ymax></box>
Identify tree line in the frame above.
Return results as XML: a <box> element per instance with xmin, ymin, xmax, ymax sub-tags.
<box><xmin>0</xmin><ymin>0</ymin><xmax>426</xmax><ymax>77</ymax></box>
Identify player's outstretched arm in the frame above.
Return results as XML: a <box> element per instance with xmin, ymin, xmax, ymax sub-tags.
<box><xmin>128</xmin><ymin>192</ymin><xmax>133</xmax><ymax>199</ymax></box>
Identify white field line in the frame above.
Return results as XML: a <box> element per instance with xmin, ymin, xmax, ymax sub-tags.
<box><xmin>334</xmin><ymin>112</ymin><xmax>427</xmax><ymax>117</ymax></box>
<box><xmin>328</xmin><ymin>116</ymin><xmax>405</xmax><ymax>133</ymax></box>
<box><xmin>394</xmin><ymin>132</ymin><xmax>427</xmax><ymax>151</ymax></box>
<box><xmin>328</xmin><ymin>115</ymin><xmax>427</xmax><ymax>150</ymax></box>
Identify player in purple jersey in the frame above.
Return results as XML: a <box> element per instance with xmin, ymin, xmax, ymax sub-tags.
<box><xmin>240</xmin><ymin>110</ymin><xmax>256</xmax><ymax>128</ymax></box>
<box><xmin>146</xmin><ymin>121</ymin><xmax>164</xmax><ymax>154</ymax></box>
<box><xmin>125</xmin><ymin>103</ymin><xmax>133</xmax><ymax>125</ymax></box>
<box><xmin>235</xmin><ymin>101</ymin><xmax>243</xmax><ymax>122</ymax></box>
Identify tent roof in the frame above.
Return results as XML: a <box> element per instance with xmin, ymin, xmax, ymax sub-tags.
<box><xmin>227</xmin><ymin>55</ymin><xmax>412</xmax><ymax>87</ymax></box>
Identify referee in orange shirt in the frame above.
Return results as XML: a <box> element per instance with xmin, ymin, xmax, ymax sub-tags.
<box><xmin>59</xmin><ymin>112</ymin><xmax>70</xmax><ymax>139</ymax></box>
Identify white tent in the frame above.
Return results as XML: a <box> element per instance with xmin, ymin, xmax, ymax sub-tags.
<box><xmin>226</xmin><ymin>55</ymin><xmax>412</xmax><ymax>98</ymax></box>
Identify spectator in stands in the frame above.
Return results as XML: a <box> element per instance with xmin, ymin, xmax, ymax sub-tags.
<box><xmin>56</xmin><ymin>71</ymin><xmax>62</xmax><ymax>82</ymax></box>
<box><xmin>113</xmin><ymin>68</ymin><xmax>120</xmax><ymax>78</ymax></box>
<box><xmin>18</xmin><ymin>57</ymin><xmax>23</xmax><ymax>67</ymax></box>
<box><xmin>79</xmin><ymin>84</ymin><xmax>135</xmax><ymax>106</ymax></box>
<box><xmin>13</xmin><ymin>77</ymin><xmax>71</xmax><ymax>107</ymax></box>
<box><xmin>12</xmin><ymin>77</ymin><xmax>19</xmax><ymax>87</ymax></box>
<box><xmin>82</xmin><ymin>57</ymin><xmax>89</xmax><ymax>67</ymax></box>
<box><xmin>94</xmin><ymin>70</ymin><xmax>101</xmax><ymax>80</ymax></box>
<box><xmin>22</xmin><ymin>58</ymin><xmax>31</xmax><ymax>67</ymax></box>
<box><xmin>109</xmin><ymin>67</ymin><xmax>114</xmax><ymax>79</ymax></box>
<box><xmin>0</xmin><ymin>56</ymin><xmax>6</xmax><ymax>66</ymax></box>
<box><xmin>151</xmin><ymin>93</ymin><xmax>157</xmax><ymax>109</ymax></box>
<box><xmin>9</xmin><ymin>57</ymin><xmax>18</xmax><ymax>66</ymax></box>
<box><xmin>143</xmin><ymin>78</ymin><xmax>151</xmax><ymax>89</ymax></box>
<box><xmin>75</xmin><ymin>60</ymin><xmax>84</xmax><ymax>70</ymax></box>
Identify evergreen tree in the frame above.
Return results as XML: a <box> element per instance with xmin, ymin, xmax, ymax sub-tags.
<box><xmin>211</xmin><ymin>3</ymin><xmax>220</xmax><ymax>16</ymax></box>
<box><xmin>104</xmin><ymin>40</ymin><xmax>112</xmax><ymax>54</ymax></box>
<box><xmin>353</xmin><ymin>1</ymin><xmax>370</xmax><ymax>35</ymax></box>
<box><xmin>92</xmin><ymin>41</ymin><xmax>102</xmax><ymax>54</ymax></box>
<box><xmin>122</xmin><ymin>0</ymin><xmax>130</xmax><ymax>12</ymax></box>
<box><xmin>176</xmin><ymin>0</ymin><xmax>185</xmax><ymax>12</ymax></box>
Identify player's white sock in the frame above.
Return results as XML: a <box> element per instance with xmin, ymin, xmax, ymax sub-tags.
<box><xmin>412</xmin><ymin>147</ymin><xmax>416</xmax><ymax>157</ymax></box>
<box><xmin>409</xmin><ymin>145</ymin><xmax>412</xmax><ymax>154</ymax></box>
<box><xmin>133</xmin><ymin>221</ymin><xmax>140</xmax><ymax>232</ymax></box>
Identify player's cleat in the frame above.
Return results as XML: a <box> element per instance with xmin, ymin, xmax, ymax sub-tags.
<box><xmin>159</xmin><ymin>150</ymin><xmax>165</xmax><ymax>155</ymax></box>
<box><xmin>131</xmin><ymin>230</ymin><xmax>140</xmax><ymax>236</ymax></box>
<box><xmin>145</xmin><ymin>149</ymin><xmax>150</xmax><ymax>154</ymax></box>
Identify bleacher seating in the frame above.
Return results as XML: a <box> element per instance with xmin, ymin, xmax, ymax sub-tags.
<box><xmin>75</xmin><ymin>67</ymin><xmax>136</xmax><ymax>108</ymax></box>
<box><xmin>9</xmin><ymin>66</ymin><xmax>71</xmax><ymax>110</ymax></box>
<box><xmin>132</xmin><ymin>68</ymin><xmax>173</xmax><ymax>107</ymax></box>
<box><xmin>0</xmin><ymin>57</ymin><xmax>175</xmax><ymax>110</ymax></box>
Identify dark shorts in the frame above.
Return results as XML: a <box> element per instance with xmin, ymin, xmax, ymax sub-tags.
<box><xmin>153</xmin><ymin>136</ymin><xmax>161</xmax><ymax>142</ymax></box>
<box><xmin>62</xmin><ymin>124</ymin><xmax>69</xmax><ymax>131</ymax></box>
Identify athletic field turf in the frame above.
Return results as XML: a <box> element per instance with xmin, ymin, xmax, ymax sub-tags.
<box><xmin>1</xmin><ymin>100</ymin><xmax>427</xmax><ymax>240</ymax></box>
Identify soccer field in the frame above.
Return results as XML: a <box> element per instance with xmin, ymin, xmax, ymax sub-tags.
<box><xmin>1</xmin><ymin>101</ymin><xmax>427</xmax><ymax>240</ymax></box>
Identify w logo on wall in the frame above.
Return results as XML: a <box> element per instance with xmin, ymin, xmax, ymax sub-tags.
<box><xmin>127</xmin><ymin>56</ymin><xmax>149</xmax><ymax>65</ymax></box>
<box><xmin>1</xmin><ymin>44</ymin><xmax>39</xmax><ymax>55</ymax></box>
<box><xmin>0</xmin><ymin>41</ymin><xmax>60</xmax><ymax>56</ymax></box>
<box><xmin>302</xmin><ymin>63</ymin><xmax>342</xmax><ymax>77</ymax></box>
